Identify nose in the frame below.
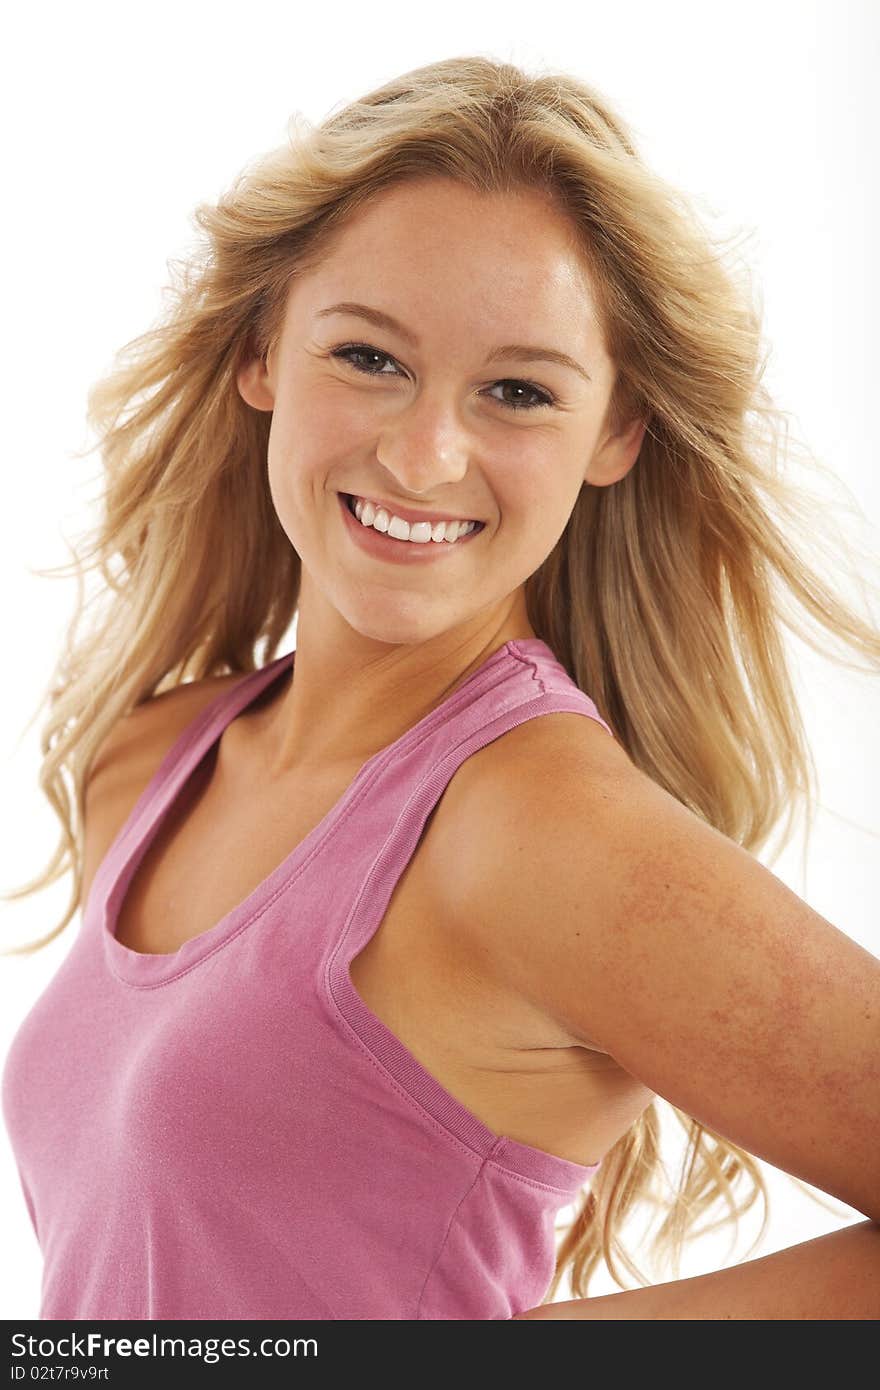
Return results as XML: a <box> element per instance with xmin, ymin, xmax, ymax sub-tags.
<box><xmin>375</xmin><ymin>389</ymin><xmax>471</xmax><ymax>497</ymax></box>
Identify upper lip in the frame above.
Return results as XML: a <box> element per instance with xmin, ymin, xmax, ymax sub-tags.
<box><xmin>343</xmin><ymin>492</ymin><xmax>482</xmax><ymax>526</ymax></box>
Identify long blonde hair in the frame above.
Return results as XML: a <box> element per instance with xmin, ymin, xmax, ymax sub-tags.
<box><xmin>4</xmin><ymin>55</ymin><xmax>878</xmax><ymax>1302</ymax></box>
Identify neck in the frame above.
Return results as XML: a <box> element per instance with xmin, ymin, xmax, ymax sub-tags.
<box><xmin>241</xmin><ymin>584</ymin><xmax>537</xmax><ymax>784</ymax></box>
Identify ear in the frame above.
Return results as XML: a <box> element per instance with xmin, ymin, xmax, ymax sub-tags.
<box><xmin>236</xmin><ymin>350</ymin><xmax>276</xmax><ymax>413</ymax></box>
<box><xmin>584</xmin><ymin>412</ymin><xmax>648</xmax><ymax>487</ymax></box>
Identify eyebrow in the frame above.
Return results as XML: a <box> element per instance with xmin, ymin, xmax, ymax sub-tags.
<box><xmin>314</xmin><ymin>301</ymin><xmax>592</xmax><ymax>383</ymax></box>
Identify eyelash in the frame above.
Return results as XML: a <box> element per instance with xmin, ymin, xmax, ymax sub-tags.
<box><xmin>328</xmin><ymin>342</ymin><xmax>557</xmax><ymax>412</ymax></box>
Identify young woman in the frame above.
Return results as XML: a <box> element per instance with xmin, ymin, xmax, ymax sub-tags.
<box><xmin>2</xmin><ymin>55</ymin><xmax>878</xmax><ymax>1321</ymax></box>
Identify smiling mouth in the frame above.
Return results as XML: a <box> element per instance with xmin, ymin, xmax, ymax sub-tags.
<box><xmin>342</xmin><ymin>493</ymin><xmax>486</xmax><ymax>542</ymax></box>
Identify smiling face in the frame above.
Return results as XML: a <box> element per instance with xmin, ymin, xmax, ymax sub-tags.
<box><xmin>237</xmin><ymin>175</ymin><xmax>646</xmax><ymax>650</ymax></box>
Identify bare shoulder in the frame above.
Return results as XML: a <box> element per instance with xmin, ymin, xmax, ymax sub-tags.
<box><xmin>432</xmin><ymin>707</ymin><xmax>880</xmax><ymax>1221</ymax></box>
<box><xmin>85</xmin><ymin>672</ymin><xmax>243</xmax><ymax>793</ymax></box>
<box><xmin>421</xmin><ymin>709</ymin><xmax>640</xmax><ymax>1044</ymax></box>
<box><xmin>80</xmin><ymin>671</ymin><xmax>244</xmax><ymax>910</ymax></box>
<box><xmin>426</xmin><ymin>707</ymin><xmax>639</xmax><ymax>880</ymax></box>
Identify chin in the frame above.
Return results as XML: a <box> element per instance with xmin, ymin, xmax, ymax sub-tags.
<box><xmin>347</xmin><ymin>615</ymin><xmax>454</xmax><ymax>647</ymax></box>
<box><xmin>334</xmin><ymin>597</ymin><xmax>469</xmax><ymax>647</ymax></box>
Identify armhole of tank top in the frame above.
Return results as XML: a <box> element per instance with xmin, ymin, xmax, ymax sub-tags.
<box><xmin>325</xmin><ymin>685</ymin><xmax>616</xmax><ymax>1192</ymax></box>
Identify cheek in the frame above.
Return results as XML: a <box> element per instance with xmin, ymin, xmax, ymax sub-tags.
<box><xmin>505</xmin><ymin>448</ymin><xmax>577</xmax><ymax>526</ymax></box>
<box><xmin>267</xmin><ymin>383</ymin><xmax>368</xmax><ymax>485</ymax></box>
<box><xmin>500</xmin><ymin>451</ymin><xmax>583</xmax><ymax>566</ymax></box>
<box><xmin>265</xmin><ymin>418</ymin><xmax>314</xmax><ymax>542</ymax></box>
<box><xmin>303</xmin><ymin>374</ymin><xmax>379</xmax><ymax>446</ymax></box>
<box><xmin>266</xmin><ymin>411</ymin><xmax>335</xmax><ymax>504</ymax></box>
<box><xmin>265</xmin><ymin>459</ymin><xmax>298</xmax><ymax>552</ymax></box>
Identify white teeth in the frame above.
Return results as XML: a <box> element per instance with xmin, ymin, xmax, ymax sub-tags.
<box><xmin>350</xmin><ymin>496</ymin><xmax>478</xmax><ymax>544</ymax></box>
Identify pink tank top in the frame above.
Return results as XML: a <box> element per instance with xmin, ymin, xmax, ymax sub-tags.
<box><xmin>2</xmin><ymin>637</ymin><xmax>613</xmax><ymax>1320</ymax></box>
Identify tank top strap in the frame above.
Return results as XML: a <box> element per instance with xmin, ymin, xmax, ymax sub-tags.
<box><xmin>501</xmin><ymin>637</ymin><xmax>614</xmax><ymax>736</ymax></box>
<box><xmin>84</xmin><ymin>652</ymin><xmax>295</xmax><ymax>922</ymax></box>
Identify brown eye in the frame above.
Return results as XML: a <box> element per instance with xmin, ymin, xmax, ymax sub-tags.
<box><xmin>331</xmin><ymin>344</ymin><xmax>401</xmax><ymax>376</ymax></box>
<box><xmin>331</xmin><ymin>342</ymin><xmax>556</xmax><ymax>412</ymax></box>
<box><xmin>485</xmin><ymin>379</ymin><xmax>555</xmax><ymax>411</ymax></box>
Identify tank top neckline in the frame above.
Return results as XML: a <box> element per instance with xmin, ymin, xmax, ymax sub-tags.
<box><xmin>97</xmin><ymin>637</ymin><xmax>555</xmax><ymax>990</ymax></box>
<box><xmin>92</xmin><ymin>634</ymin><xmax>601</xmax><ymax>1190</ymax></box>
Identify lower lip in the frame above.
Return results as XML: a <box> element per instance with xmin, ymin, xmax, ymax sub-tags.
<box><xmin>338</xmin><ymin>493</ymin><xmax>485</xmax><ymax>564</ymax></box>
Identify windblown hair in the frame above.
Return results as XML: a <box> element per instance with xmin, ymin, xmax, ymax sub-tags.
<box><xmin>3</xmin><ymin>55</ymin><xmax>878</xmax><ymax>1301</ymax></box>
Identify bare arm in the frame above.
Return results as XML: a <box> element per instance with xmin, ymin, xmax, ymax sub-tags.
<box><xmin>445</xmin><ymin>717</ymin><xmax>880</xmax><ymax>1318</ymax></box>
<box><xmin>513</xmin><ymin>1219</ymin><xmax>880</xmax><ymax>1319</ymax></box>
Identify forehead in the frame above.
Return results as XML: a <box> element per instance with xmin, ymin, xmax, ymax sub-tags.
<box><xmin>283</xmin><ymin>177</ymin><xmax>602</xmax><ymax>341</ymax></box>
<box><xmin>329</xmin><ymin>176</ymin><xmax>578</xmax><ymax>253</ymax></box>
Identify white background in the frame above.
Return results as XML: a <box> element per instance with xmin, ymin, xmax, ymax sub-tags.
<box><xmin>1</xmin><ymin>0</ymin><xmax>877</xmax><ymax>1317</ymax></box>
